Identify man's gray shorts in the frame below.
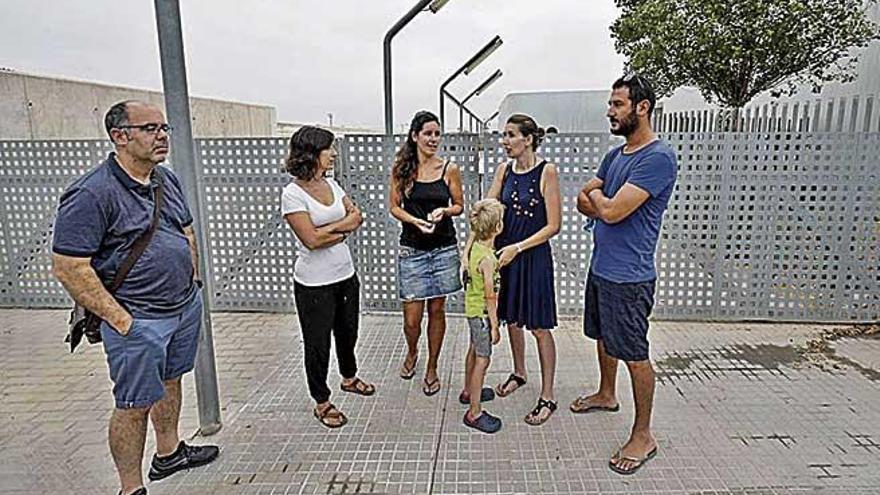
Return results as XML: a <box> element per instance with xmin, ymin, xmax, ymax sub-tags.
<box><xmin>467</xmin><ymin>317</ymin><xmax>492</xmax><ymax>358</ymax></box>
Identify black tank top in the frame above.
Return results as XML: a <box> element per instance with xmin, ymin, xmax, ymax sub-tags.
<box><xmin>400</xmin><ymin>160</ymin><xmax>457</xmax><ymax>250</ymax></box>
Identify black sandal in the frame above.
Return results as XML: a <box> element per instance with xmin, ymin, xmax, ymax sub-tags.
<box><xmin>423</xmin><ymin>377</ymin><xmax>441</xmax><ymax>396</ymax></box>
<box><xmin>524</xmin><ymin>398</ymin><xmax>557</xmax><ymax>426</ymax></box>
<box><xmin>495</xmin><ymin>373</ymin><xmax>526</xmax><ymax>397</ymax></box>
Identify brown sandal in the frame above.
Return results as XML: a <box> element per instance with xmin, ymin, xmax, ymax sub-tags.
<box><xmin>340</xmin><ymin>377</ymin><xmax>376</xmax><ymax>396</ymax></box>
<box><xmin>313</xmin><ymin>403</ymin><xmax>348</xmax><ymax>428</ymax></box>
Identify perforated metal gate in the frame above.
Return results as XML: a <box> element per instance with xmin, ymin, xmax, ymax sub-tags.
<box><xmin>0</xmin><ymin>133</ymin><xmax>877</xmax><ymax>322</ymax></box>
<box><xmin>481</xmin><ymin>132</ymin><xmax>879</xmax><ymax>321</ymax></box>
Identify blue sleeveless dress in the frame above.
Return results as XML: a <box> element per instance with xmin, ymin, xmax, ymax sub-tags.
<box><xmin>495</xmin><ymin>160</ymin><xmax>558</xmax><ymax>329</ymax></box>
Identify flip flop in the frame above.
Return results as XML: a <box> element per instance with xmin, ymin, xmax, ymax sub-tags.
<box><xmin>340</xmin><ymin>377</ymin><xmax>376</xmax><ymax>396</ymax></box>
<box><xmin>609</xmin><ymin>446</ymin><xmax>658</xmax><ymax>475</ymax></box>
<box><xmin>422</xmin><ymin>377</ymin><xmax>441</xmax><ymax>396</ymax></box>
<box><xmin>495</xmin><ymin>373</ymin><xmax>526</xmax><ymax>397</ymax></box>
<box><xmin>570</xmin><ymin>396</ymin><xmax>620</xmax><ymax>414</ymax></box>
<box><xmin>399</xmin><ymin>355</ymin><xmax>418</xmax><ymax>380</ymax></box>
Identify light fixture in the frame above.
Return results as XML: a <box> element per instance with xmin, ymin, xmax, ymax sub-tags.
<box><xmin>464</xmin><ymin>36</ymin><xmax>503</xmax><ymax>75</ymax></box>
<box><xmin>428</xmin><ymin>0</ymin><xmax>451</xmax><ymax>13</ymax></box>
<box><xmin>474</xmin><ymin>69</ymin><xmax>503</xmax><ymax>96</ymax></box>
<box><xmin>438</xmin><ymin>35</ymin><xmax>503</xmax><ymax>131</ymax></box>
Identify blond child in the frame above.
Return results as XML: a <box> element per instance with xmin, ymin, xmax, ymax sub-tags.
<box><xmin>461</xmin><ymin>199</ymin><xmax>504</xmax><ymax>433</ymax></box>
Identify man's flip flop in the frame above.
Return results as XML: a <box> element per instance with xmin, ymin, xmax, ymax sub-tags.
<box><xmin>423</xmin><ymin>377</ymin><xmax>441</xmax><ymax>396</ymax></box>
<box><xmin>569</xmin><ymin>396</ymin><xmax>620</xmax><ymax>414</ymax></box>
<box><xmin>609</xmin><ymin>446</ymin><xmax>657</xmax><ymax>475</ymax></box>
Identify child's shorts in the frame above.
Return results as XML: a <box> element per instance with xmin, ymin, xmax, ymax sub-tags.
<box><xmin>467</xmin><ymin>317</ymin><xmax>492</xmax><ymax>358</ymax></box>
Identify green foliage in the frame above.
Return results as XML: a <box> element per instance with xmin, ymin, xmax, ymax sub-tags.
<box><xmin>611</xmin><ymin>0</ymin><xmax>880</xmax><ymax>108</ymax></box>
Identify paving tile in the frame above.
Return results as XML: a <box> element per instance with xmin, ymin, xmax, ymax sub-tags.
<box><xmin>1</xmin><ymin>309</ymin><xmax>878</xmax><ymax>494</ymax></box>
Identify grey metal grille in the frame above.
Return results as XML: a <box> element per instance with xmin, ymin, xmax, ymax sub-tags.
<box><xmin>0</xmin><ymin>140</ymin><xmax>113</xmax><ymax>307</ymax></box>
<box><xmin>0</xmin><ymin>133</ymin><xmax>877</xmax><ymax>322</ymax></box>
<box><xmin>196</xmin><ymin>137</ymin><xmax>293</xmax><ymax>312</ymax></box>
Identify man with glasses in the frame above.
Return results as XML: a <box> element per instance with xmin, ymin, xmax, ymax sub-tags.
<box><xmin>52</xmin><ymin>101</ymin><xmax>218</xmax><ymax>495</ymax></box>
<box><xmin>573</xmin><ymin>74</ymin><xmax>677</xmax><ymax>475</ymax></box>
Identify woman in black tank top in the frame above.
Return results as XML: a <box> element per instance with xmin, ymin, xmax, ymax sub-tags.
<box><xmin>389</xmin><ymin>111</ymin><xmax>464</xmax><ymax>397</ymax></box>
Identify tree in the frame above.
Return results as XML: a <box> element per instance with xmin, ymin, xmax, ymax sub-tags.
<box><xmin>611</xmin><ymin>0</ymin><xmax>879</xmax><ymax>125</ymax></box>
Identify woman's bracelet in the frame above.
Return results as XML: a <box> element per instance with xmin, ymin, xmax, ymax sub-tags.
<box><xmin>516</xmin><ymin>242</ymin><xmax>524</xmax><ymax>253</ymax></box>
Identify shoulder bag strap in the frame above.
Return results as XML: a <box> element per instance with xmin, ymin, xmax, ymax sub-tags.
<box><xmin>107</xmin><ymin>169</ymin><xmax>165</xmax><ymax>293</ymax></box>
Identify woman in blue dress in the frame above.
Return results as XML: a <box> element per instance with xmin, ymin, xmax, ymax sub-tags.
<box><xmin>465</xmin><ymin>114</ymin><xmax>561</xmax><ymax>425</ymax></box>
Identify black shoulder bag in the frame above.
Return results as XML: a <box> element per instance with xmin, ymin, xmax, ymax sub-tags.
<box><xmin>65</xmin><ymin>171</ymin><xmax>165</xmax><ymax>352</ymax></box>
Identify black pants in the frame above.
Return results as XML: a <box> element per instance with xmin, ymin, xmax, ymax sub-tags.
<box><xmin>293</xmin><ymin>275</ymin><xmax>360</xmax><ymax>403</ymax></box>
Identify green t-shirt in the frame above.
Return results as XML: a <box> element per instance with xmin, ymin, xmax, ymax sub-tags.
<box><xmin>464</xmin><ymin>242</ymin><xmax>499</xmax><ymax>317</ymax></box>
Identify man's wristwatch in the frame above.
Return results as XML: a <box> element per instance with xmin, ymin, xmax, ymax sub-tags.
<box><xmin>194</xmin><ymin>278</ymin><xmax>204</xmax><ymax>289</ymax></box>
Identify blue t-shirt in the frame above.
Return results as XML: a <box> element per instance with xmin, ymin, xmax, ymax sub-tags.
<box><xmin>590</xmin><ymin>140</ymin><xmax>677</xmax><ymax>283</ymax></box>
<box><xmin>52</xmin><ymin>153</ymin><xmax>197</xmax><ymax>317</ymax></box>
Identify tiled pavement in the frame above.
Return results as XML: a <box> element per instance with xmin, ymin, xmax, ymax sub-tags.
<box><xmin>1</xmin><ymin>309</ymin><xmax>879</xmax><ymax>494</ymax></box>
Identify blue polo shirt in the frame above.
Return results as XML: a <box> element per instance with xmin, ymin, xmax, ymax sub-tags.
<box><xmin>590</xmin><ymin>140</ymin><xmax>677</xmax><ymax>283</ymax></box>
<box><xmin>52</xmin><ymin>153</ymin><xmax>197</xmax><ymax>317</ymax></box>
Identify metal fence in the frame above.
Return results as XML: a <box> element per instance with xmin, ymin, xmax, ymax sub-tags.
<box><xmin>0</xmin><ymin>132</ymin><xmax>877</xmax><ymax>322</ymax></box>
<box><xmin>654</xmin><ymin>93</ymin><xmax>880</xmax><ymax>134</ymax></box>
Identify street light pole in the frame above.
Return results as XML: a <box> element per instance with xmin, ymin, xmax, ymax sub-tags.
<box><xmin>439</xmin><ymin>35</ymin><xmax>503</xmax><ymax>132</ymax></box>
<box><xmin>153</xmin><ymin>0</ymin><xmax>221</xmax><ymax>436</ymax></box>
<box><xmin>458</xmin><ymin>69</ymin><xmax>503</xmax><ymax>132</ymax></box>
<box><xmin>443</xmin><ymin>89</ymin><xmax>482</xmax><ymax>128</ymax></box>
<box><xmin>384</xmin><ymin>0</ymin><xmax>450</xmax><ymax>135</ymax></box>
<box><xmin>482</xmin><ymin>110</ymin><xmax>500</xmax><ymax>132</ymax></box>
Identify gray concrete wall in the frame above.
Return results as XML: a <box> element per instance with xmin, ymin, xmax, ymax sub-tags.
<box><xmin>0</xmin><ymin>72</ymin><xmax>276</xmax><ymax>139</ymax></box>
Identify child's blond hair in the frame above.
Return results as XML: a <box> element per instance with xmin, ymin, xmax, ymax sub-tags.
<box><xmin>469</xmin><ymin>198</ymin><xmax>505</xmax><ymax>241</ymax></box>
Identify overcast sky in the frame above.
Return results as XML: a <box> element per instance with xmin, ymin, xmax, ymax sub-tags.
<box><xmin>1</xmin><ymin>0</ymin><xmax>627</xmax><ymax>130</ymax></box>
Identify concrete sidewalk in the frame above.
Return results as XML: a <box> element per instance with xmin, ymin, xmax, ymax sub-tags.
<box><xmin>1</xmin><ymin>309</ymin><xmax>878</xmax><ymax>494</ymax></box>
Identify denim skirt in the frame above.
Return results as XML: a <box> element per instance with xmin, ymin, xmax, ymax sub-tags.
<box><xmin>397</xmin><ymin>244</ymin><xmax>462</xmax><ymax>301</ymax></box>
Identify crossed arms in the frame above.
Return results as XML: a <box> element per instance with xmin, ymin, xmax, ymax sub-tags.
<box><xmin>576</xmin><ymin>177</ymin><xmax>650</xmax><ymax>224</ymax></box>
<box><xmin>284</xmin><ymin>196</ymin><xmax>364</xmax><ymax>251</ymax></box>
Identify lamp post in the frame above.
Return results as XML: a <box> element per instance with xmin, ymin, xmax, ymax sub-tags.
<box><xmin>458</xmin><ymin>69</ymin><xmax>503</xmax><ymax>132</ymax></box>
<box><xmin>384</xmin><ymin>0</ymin><xmax>452</xmax><ymax>135</ymax></box>
<box><xmin>443</xmin><ymin>89</ymin><xmax>482</xmax><ymax>132</ymax></box>
<box><xmin>439</xmin><ymin>35</ymin><xmax>503</xmax><ymax>132</ymax></box>
<box><xmin>482</xmin><ymin>110</ymin><xmax>499</xmax><ymax>132</ymax></box>
<box><xmin>154</xmin><ymin>0</ymin><xmax>221</xmax><ymax>435</ymax></box>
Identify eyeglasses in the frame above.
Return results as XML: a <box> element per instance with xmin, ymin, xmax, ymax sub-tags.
<box><xmin>117</xmin><ymin>123</ymin><xmax>173</xmax><ymax>135</ymax></box>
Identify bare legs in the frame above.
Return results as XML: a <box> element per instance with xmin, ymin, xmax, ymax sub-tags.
<box><xmin>109</xmin><ymin>377</ymin><xmax>185</xmax><ymax>495</ymax></box>
<box><xmin>402</xmin><ymin>297</ymin><xmax>447</xmax><ymax>390</ymax></box>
